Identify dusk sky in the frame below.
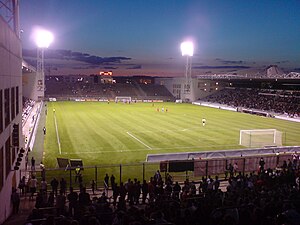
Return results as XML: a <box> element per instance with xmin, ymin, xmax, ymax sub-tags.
<box><xmin>20</xmin><ymin>0</ymin><xmax>300</xmax><ymax>76</ymax></box>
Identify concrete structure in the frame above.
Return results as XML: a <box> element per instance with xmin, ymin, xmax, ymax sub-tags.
<box><xmin>0</xmin><ymin>1</ymin><xmax>23</xmax><ymax>223</ymax></box>
<box><xmin>155</xmin><ymin>77</ymin><xmax>225</xmax><ymax>102</ymax></box>
<box><xmin>22</xmin><ymin>61</ymin><xmax>36</xmax><ymax>100</ymax></box>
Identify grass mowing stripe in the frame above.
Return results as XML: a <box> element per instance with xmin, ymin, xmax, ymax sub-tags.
<box><xmin>43</xmin><ymin>102</ymin><xmax>300</xmax><ymax>168</ymax></box>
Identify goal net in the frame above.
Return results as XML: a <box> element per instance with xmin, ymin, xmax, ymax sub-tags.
<box><xmin>239</xmin><ymin>129</ymin><xmax>282</xmax><ymax>148</ymax></box>
<box><xmin>115</xmin><ymin>96</ymin><xmax>132</xmax><ymax>102</ymax></box>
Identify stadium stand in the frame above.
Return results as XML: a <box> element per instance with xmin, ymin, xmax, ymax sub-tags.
<box><xmin>17</xmin><ymin>157</ymin><xmax>300</xmax><ymax>225</ymax></box>
<box><xmin>201</xmin><ymin>88</ymin><xmax>300</xmax><ymax>118</ymax></box>
<box><xmin>22</xmin><ymin>98</ymin><xmax>35</xmax><ymax>125</ymax></box>
<box><xmin>45</xmin><ymin>76</ymin><xmax>175</xmax><ymax>101</ymax></box>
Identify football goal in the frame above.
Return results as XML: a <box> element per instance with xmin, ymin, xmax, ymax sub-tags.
<box><xmin>239</xmin><ymin>129</ymin><xmax>282</xmax><ymax>148</ymax></box>
<box><xmin>115</xmin><ymin>96</ymin><xmax>132</xmax><ymax>102</ymax></box>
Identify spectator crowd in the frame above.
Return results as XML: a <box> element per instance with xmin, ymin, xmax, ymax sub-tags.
<box><xmin>16</xmin><ymin>156</ymin><xmax>300</xmax><ymax>225</ymax></box>
<box><xmin>202</xmin><ymin>88</ymin><xmax>299</xmax><ymax>118</ymax></box>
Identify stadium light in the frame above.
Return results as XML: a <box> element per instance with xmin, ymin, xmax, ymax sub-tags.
<box><xmin>180</xmin><ymin>41</ymin><xmax>194</xmax><ymax>57</ymax></box>
<box><xmin>180</xmin><ymin>41</ymin><xmax>194</xmax><ymax>101</ymax></box>
<box><xmin>33</xmin><ymin>28</ymin><xmax>54</xmax><ymax>100</ymax></box>
<box><xmin>34</xmin><ymin>29</ymin><xmax>54</xmax><ymax>48</ymax></box>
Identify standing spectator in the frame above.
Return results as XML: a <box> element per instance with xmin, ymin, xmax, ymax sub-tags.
<box><xmin>31</xmin><ymin>157</ymin><xmax>35</xmax><ymax>171</ymax></box>
<box><xmin>142</xmin><ymin>180</ymin><xmax>148</xmax><ymax>204</ymax></box>
<box><xmin>110</xmin><ymin>174</ymin><xmax>116</xmax><ymax>189</ymax></box>
<box><xmin>148</xmin><ymin>180</ymin><xmax>155</xmax><ymax>203</ymax></box>
<box><xmin>127</xmin><ymin>180</ymin><xmax>134</xmax><ymax>205</ymax></box>
<box><xmin>154</xmin><ymin>170</ymin><xmax>161</xmax><ymax>183</ymax></box>
<box><xmin>56</xmin><ymin>190</ymin><xmax>66</xmax><ymax>215</ymax></box>
<box><xmin>78</xmin><ymin>174</ymin><xmax>83</xmax><ymax>190</ymax></box>
<box><xmin>43</xmin><ymin>127</ymin><xmax>46</xmax><ymax>135</ymax></box>
<box><xmin>75</xmin><ymin>166</ymin><xmax>81</xmax><ymax>183</ymax></box>
<box><xmin>118</xmin><ymin>182</ymin><xmax>127</xmax><ymax>210</ymax></box>
<box><xmin>165</xmin><ymin>173</ymin><xmax>173</xmax><ymax>185</ymax></box>
<box><xmin>228</xmin><ymin>163</ymin><xmax>234</xmax><ymax>178</ymax></box>
<box><xmin>119</xmin><ymin>182</ymin><xmax>126</xmax><ymax>202</ymax></box>
<box><xmin>134</xmin><ymin>179</ymin><xmax>141</xmax><ymax>204</ymax></box>
<box><xmin>233</xmin><ymin>162</ymin><xmax>239</xmax><ymax>175</ymax></box>
<box><xmin>91</xmin><ymin>180</ymin><xmax>96</xmax><ymax>195</ymax></box>
<box><xmin>112</xmin><ymin>183</ymin><xmax>119</xmax><ymax>208</ymax></box>
<box><xmin>60</xmin><ymin>178</ymin><xmax>67</xmax><ymax>195</ymax></box>
<box><xmin>259</xmin><ymin>157</ymin><xmax>265</xmax><ymax>173</ymax></box>
<box><xmin>35</xmin><ymin>191</ymin><xmax>44</xmax><ymax>208</ymax></box>
<box><xmin>213</xmin><ymin>176</ymin><xmax>220</xmax><ymax>191</ymax></box>
<box><xmin>67</xmin><ymin>187</ymin><xmax>78</xmax><ymax>216</ymax></box>
<box><xmin>50</xmin><ymin>177</ymin><xmax>59</xmax><ymax>196</ymax></box>
<box><xmin>11</xmin><ymin>187</ymin><xmax>20</xmax><ymax>214</ymax></box>
<box><xmin>40</xmin><ymin>162</ymin><xmax>45</xmax><ymax>180</ymax></box>
<box><xmin>78</xmin><ymin>187</ymin><xmax>90</xmax><ymax>205</ymax></box>
<box><xmin>18</xmin><ymin>176</ymin><xmax>26</xmax><ymax>195</ymax></box>
<box><xmin>29</xmin><ymin>175</ymin><xmax>38</xmax><ymax>200</ymax></box>
<box><xmin>104</xmin><ymin>174</ymin><xmax>109</xmax><ymax>188</ymax></box>
<box><xmin>40</xmin><ymin>178</ymin><xmax>47</xmax><ymax>193</ymax></box>
<box><xmin>172</xmin><ymin>182</ymin><xmax>181</xmax><ymax>199</ymax></box>
<box><xmin>165</xmin><ymin>182</ymin><xmax>172</xmax><ymax>197</ymax></box>
<box><xmin>47</xmin><ymin>192</ymin><xmax>55</xmax><ymax>207</ymax></box>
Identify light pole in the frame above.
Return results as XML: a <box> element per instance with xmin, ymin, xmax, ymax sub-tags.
<box><xmin>180</xmin><ymin>41</ymin><xmax>194</xmax><ymax>101</ymax></box>
<box><xmin>34</xmin><ymin>28</ymin><xmax>54</xmax><ymax>100</ymax></box>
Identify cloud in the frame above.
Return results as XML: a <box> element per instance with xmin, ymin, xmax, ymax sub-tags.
<box><xmin>275</xmin><ymin>60</ymin><xmax>289</xmax><ymax>64</ymax></box>
<box><xmin>220</xmin><ymin>60</ymin><xmax>244</xmax><ymax>65</ymax></box>
<box><xmin>126</xmin><ymin>65</ymin><xmax>142</xmax><ymax>69</ymax></box>
<box><xmin>22</xmin><ymin>48</ymin><xmax>131</xmax><ymax>65</ymax></box>
<box><xmin>192</xmin><ymin>65</ymin><xmax>251</xmax><ymax>69</ymax></box>
<box><xmin>103</xmin><ymin>66</ymin><xmax>118</xmax><ymax>70</ymax></box>
<box><xmin>293</xmin><ymin>68</ymin><xmax>300</xmax><ymax>72</ymax></box>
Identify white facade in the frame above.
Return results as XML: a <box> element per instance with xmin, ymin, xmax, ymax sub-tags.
<box><xmin>0</xmin><ymin>14</ymin><xmax>23</xmax><ymax>224</ymax></box>
<box><xmin>155</xmin><ymin>77</ymin><xmax>224</xmax><ymax>102</ymax></box>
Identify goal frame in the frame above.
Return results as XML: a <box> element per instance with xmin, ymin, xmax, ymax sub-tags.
<box><xmin>239</xmin><ymin>129</ymin><xmax>282</xmax><ymax>148</ymax></box>
<box><xmin>115</xmin><ymin>96</ymin><xmax>132</xmax><ymax>102</ymax></box>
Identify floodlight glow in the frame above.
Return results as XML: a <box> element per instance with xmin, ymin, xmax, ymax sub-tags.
<box><xmin>34</xmin><ymin>29</ymin><xmax>54</xmax><ymax>48</ymax></box>
<box><xmin>181</xmin><ymin>41</ymin><xmax>194</xmax><ymax>56</ymax></box>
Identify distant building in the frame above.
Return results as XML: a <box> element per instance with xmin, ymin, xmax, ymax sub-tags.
<box><xmin>99</xmin><ymin>71</ymin><xmax>115</xmax><ymax>84</ymax></box>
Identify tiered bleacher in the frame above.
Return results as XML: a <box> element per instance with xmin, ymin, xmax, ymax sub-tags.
<box><xmin>45</xmin><ymin>76</ymin><xmax>174</xmax><ymax>101</ymax></box>
<box><xmin>22</xmin><ymin>156</ymin><xmax>300</xmax><ymax>225</ymax></box>
<box><xmin>201</xmin><ymin>88</ymin><xmax>300</xmax><ymax>118</ymax></box>
<box><xmin>22</xmin><ymin>97</ymin><xmax>35</xmax><ymax>125</ymax></box>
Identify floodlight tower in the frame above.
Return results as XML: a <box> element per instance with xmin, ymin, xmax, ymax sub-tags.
<box><xmin>180</xmin><ymin>41</ymin><xmax>194</xmax><ymax>101</ymax></box>
<box><xmin>34</xmin><ymin>29</ymin><xmax>53</xmax><ymax>100</ymax></box>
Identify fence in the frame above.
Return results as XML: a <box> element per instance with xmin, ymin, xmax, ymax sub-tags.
<box><xmin>20</xmin><ymin>152</ymin><xmax>297</xmax><ymax>192</ymax></box>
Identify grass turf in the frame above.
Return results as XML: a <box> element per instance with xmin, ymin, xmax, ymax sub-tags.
<box><xmin>43</xmin><ymin>101</ymin><xmax>300</xmax><ymax>169</ymax></box>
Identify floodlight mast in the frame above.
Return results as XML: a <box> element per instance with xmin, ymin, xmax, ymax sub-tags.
<box><xmin>34</xmin><ymin>29</ymin><xmax>53</xmax><ymax>100</ymax></box>
<box><xmin>180</xmin><ymin>41</ymin><xmax>193</xmax><ymax>101</ymax></box>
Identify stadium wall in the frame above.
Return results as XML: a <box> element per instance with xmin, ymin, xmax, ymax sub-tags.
<box><xmin>22</xmin><ymin>71</ymin><xmax>39</xmax><ymax>100</ymax></box>
<box><xmin>155</xmin><ymin>77</ymin><xmax>226</xmax><ymax>101</ymax></box>
<box><xmin>146</xmin><ymin>146</ymin><xmax>300</xmax><ymax>162</ymax></box>
<box><xmin>193</xmin><ymin>101</ymin><xmax>300</xmax><ymax>123</ymax></box>
<box><xmin>0</xmin><ymin>15</ymin><xmax>23</xmax><ymax>224</ymax></box>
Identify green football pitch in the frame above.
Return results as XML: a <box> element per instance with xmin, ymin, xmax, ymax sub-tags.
<box><xmin>43</xmin><ymin>101</ymin><xmax>300</xmax><ymax>168</ymax></box>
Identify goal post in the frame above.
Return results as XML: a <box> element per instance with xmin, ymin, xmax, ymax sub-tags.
<box><xmin>115</xmin><ymin>96</ymin><xmax>132</xmax><ymax>102</ymax></box>
<box><xmin>239</xmin><ymin>129</ymin><xmax>282</xmax><ymax>148</ymax></box>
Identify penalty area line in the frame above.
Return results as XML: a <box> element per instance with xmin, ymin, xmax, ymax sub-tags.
<box><xmin>53</xmin><ymin>113</ymin><xmax>62</xmax><ymax>154</ymax></box>
<box><xmin>126</xmin><ymin>131</ymin><xmax>152</xmax><ymax>150</ymax></box>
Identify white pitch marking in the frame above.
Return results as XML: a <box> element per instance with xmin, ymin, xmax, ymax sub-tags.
<box><xmin>126</xmin><ymin>131</ymin><xmax>152</xmax><ymax>150</ymax></box>
<box><xmin>53</xmin><ymin>113</ymin><xmax>62</xmax><ymax>154</ymax></box>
